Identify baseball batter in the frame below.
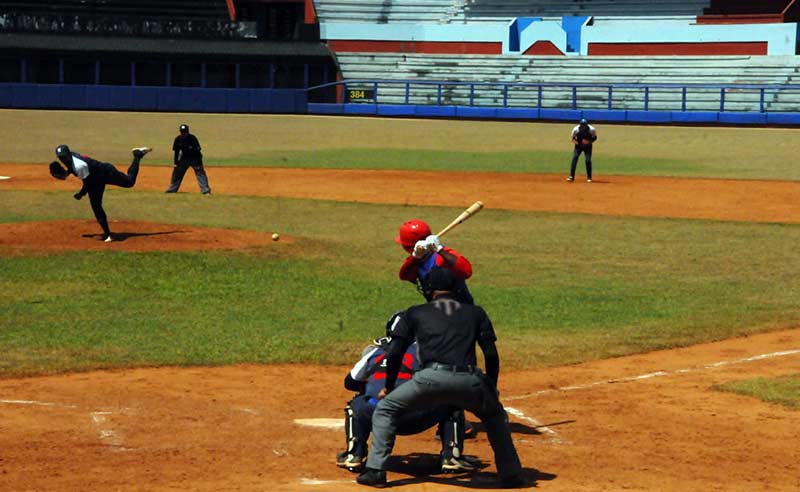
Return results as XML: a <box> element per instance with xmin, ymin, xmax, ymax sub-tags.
<box><xmin>567</xmin><ymin>118</ymin><xmax>597</xmax><ymax>183</ymax></box>
<box><xmin>49</xmin><ymin>144</ymin><xmax>151</xmax><ymax>242</ymax></box>
<box><xmin>337</xmin><ymin>312</ymin><xmax>472</xmax><ymax>473</ymax></box>
<box><xmin>395</xmin><ymin>219</ymin><xmax>474</xmax><ymax>305</ymax></box>
<box><xmin>357</xmin><ymin>268</ymin><xmax>524</xmax><ymax>488</ymax></box>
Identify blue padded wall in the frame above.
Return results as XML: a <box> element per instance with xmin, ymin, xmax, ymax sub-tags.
<box><xmin>0</xmin><ymin>83</ymin><xmax>308</xmax><ymax>114</ymax></box>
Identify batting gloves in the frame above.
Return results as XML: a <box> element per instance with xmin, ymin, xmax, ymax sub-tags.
<box><xmin>425</xmin><ymin>234</ymin><xmax>443</xmax><ymax>252</ymax></box>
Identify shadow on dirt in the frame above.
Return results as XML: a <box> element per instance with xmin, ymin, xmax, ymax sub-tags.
<box><xmin>385</xmin><ymin>452</ymin><xmax>555</xmax><ymax>488</ymax></box>
<box><xmin>82</xmin><ymin>230</ymin><xmax>186</xmax><ymax>242</ymax></box>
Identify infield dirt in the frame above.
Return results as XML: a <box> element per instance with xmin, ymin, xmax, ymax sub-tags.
<box><xmin>1</xmin><ymin>165</ymin><xmax>798</xmax><ymax>491</ymax></box>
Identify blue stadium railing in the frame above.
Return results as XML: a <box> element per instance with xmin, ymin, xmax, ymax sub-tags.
<box><xmin>306</xmin><ymin>79</ymin><xmax>800</xmax><ymax>125</ymax></box>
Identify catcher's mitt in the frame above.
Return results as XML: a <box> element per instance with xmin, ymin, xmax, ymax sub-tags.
<box><xmin>49</xmin><ymin>161</ymin><xmax>69</xmax><ymax>180</ymax></box>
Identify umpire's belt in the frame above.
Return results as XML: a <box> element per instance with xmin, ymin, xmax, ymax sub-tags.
<box><xmin>423</xmin><ymin>362</ymin><xmax>476</xmax><ymax>373</ymax></box>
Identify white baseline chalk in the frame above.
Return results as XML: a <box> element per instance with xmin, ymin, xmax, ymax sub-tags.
<box><xmin>505</xmin><ymin>349</ymin><xmax>800</xmax><ymax>402</ymax></box>
<box><xmin>505</xmin><ymin>407</ymin><xmax>564</xmax><ymax>444</ymax></box>
<box><xmin>0</xmin><ymin>399</ymin><xmax>78</xmax><ymax>408</ymax></box>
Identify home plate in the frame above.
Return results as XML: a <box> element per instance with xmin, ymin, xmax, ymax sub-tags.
<box><xmin>294</xmin><ymin>418</ymin><xmax>343</xmax><ymax>429</ymax></box>
<box><xmin>0</xmin><ymin>176</ymin><xmax>10</xmax><ymax>180</ymax></box>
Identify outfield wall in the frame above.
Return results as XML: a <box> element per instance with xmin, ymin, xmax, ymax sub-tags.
<box><xmin>307</xmin><ymin>102</ymin><xmax>800</xmax><ymax>125</ymax></box>
<box><xmin>4</xmin><ymin>81</ymin><xmax>800</xmax><ymax>125</ymax></box>
<box><xmin>0</xmin><ymin>83</ymin><xmax>307</xmax><ymax>113</ymax></box>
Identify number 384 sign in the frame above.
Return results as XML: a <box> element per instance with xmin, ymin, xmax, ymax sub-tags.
<box><xmin>347</xmin><ymin>89</ymin><xmax>375</xmax><ymax>101</ymax></box>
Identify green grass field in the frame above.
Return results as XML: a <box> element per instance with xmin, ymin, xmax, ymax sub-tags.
<box><xmin>714</xmin><ymin>374</ymin><xmax>800</xmax><ymax>409</ymax></box>
<box><xmin>2</xmin><ymin>110</ymin><xmax>799</xmax><ymax>385</ymax></box>
<box><xmin>2</xmin><ymin>109</ymin><xmax>796</xmax><ymax>179</ymax></box>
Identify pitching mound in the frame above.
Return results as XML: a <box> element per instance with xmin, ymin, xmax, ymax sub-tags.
<box><xmin>0</xmin><ymin>219</ymin><xmax>287</xmax><ymax>254</ymax></box>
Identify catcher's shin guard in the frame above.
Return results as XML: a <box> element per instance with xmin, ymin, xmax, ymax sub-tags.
<box><xmin>440</xmin><ymin>409</ymin><xmax>466</xmax><ymax>459</ymax></box>
<box><xmin>344</xmin><ymin>403</ymin><xmax>356</xmax><ymax>453</ymax></box>
<box><xmin>336</xmin><ymin>403</ymin><xmax>367</xmax><ymax>470</ymax></box>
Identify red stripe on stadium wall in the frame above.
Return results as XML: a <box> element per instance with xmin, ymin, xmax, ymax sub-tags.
<box><xmin>523</xmin><ymin>41</ymin><xmax>564</xmax><ymax>55</ymax></box>
<box><xmin>305</xmin><ymin>0</ymin><xmax>317</xmax><ymax>24</ymax></box>
<box><xmin>588</xmin><ymin>42</ymin><xmax>768</xmax><ymax>56</ymax></box>
<box><xmin>327</xmin><ymin>40</ymin><xmax>502</xmax><ymax>55</ymax></box>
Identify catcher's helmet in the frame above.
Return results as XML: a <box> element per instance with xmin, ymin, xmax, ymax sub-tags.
<box><xmin>385</xmin><ymin>311</ymin><xmax>405</xmax><ymax>338</ymax></box>
<box><xmin>422</xmin><ymin>267</ymin><xmax>456</xmax><ymax>294</ymax></box>
<box><xmin>179</xmin><ymin>124</ymin><xmax>189</xmax><ymax>133</ymax></box>
<box><xmin>55</xmin><ymin>144</ymin><xmax>71</xmax><ymax>157</ymax></box>
<box><xmin>395</xmin><ymin>219</ymin><xmax>431</xmax><ymax>250</ymax></box>
<box><xmin>579</xmin><ymin>118</ymin><xmax>588</xmax><ymax>125</ymax></box>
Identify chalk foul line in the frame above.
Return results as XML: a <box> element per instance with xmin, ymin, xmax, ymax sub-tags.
<box><xmin>505</xmin><ymin>407</ymin><xmax>564</xmax><ymax>444</ymax></box>
<box><xmin>505</xmin><ymin>348</ymin><xmax>800</xmax><ymax>402</ymax></box>
<box><xmin>0</xmin><ymin>399</ymin><xmax>78</xmax><ymax>408</ymax></box>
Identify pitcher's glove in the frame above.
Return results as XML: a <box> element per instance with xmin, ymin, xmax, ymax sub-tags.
<box><xmin>49</xmin><ymin>161</ymin><xmax>69</xmax><ymax>180</ymax></box>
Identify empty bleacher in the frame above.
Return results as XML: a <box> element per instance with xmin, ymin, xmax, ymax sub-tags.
<box><xmin>335</xmin><ymin>53</ymin><xmax>800</xmax><ymax>111</ymax></box>
<box><xmin>698</xmin><ymin>0</ymin><xmax>799</xmax><ymax>24</ymax></box>
<box><xmin>0</xmin><ymin>0</ymin><xmax>240</xmax><ymax>38</ymax></box>
<box><xmin>704</xmin><ymin>0</ymin><xmax>790</xmax><ymax>15</ymax></box>
<box><xmin>313</xmin><ymin>0</ymin><xmax>713</xmax><ymax>24</ymax></box>
<box><xmin>459</xmin><ymin>0</ymin><xmax>710</xmax><ymax>21</ymax></box>
<box><xmin>1</xmin><ymin>0</ymin><xmax>228</xmax><ymax>20</ymax></box>
<box><xmin>313</xmin><ymin>0</ymin><xmax>460</xmax><ymax>24</ymax></box>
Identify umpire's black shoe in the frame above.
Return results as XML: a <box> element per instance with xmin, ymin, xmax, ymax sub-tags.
<box><xmin>500</xmin><ymin>474</ymin><xmax>526</xmax><ymax>488</ymax></box>
<box><xmin>356</xmin><ymin>468</ymin><xmax>387</xmax><ymax>488</ymax></box>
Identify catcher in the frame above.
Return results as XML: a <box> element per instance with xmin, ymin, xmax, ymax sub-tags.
<box><xmin>49</xmin><ymin>144</ymin><xmax>151</xmax><ymax>242</ymax></box>
<box><xmin>337</xmin><ymin>312</ymin><xmax>473</xmax><ymax>474</ymax></box>
<box><xmin>567</xmin><ymin>118</ymin><xmax>597</xmax><ymax>183</ymax></box>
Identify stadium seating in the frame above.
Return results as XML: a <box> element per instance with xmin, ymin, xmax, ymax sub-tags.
<box><xmin>312</xmin><ymin>0</ymin><xmax>460</xmax><ymax>23</ymax></box>
<box><xmin>1</xmin><ymin>1</ymin><xmax>228</xmax><ymax>20</ymax></box>
<box><xmin>0</xmin><ymin>0</ymin><xmax>241</xmax><ymax>38</ymax></box>
<box><xmin>698</xmin><ymin>0</ymin><xmax>799</xmax><ymax>24</ymax></box>
<box><xmin>312</xmin><ymin>0</ymin><xmax>712</xmax><ymax>24</ymax></box>
<box><xmin>704</xmin><ymin>0</ymin><xmax>790</xmax><ymax>15</ymax></box>
<box><xmin>459</xmin><ymin>0</ymin><xmax>710</xmax><ymax>21</ymax></box>
<box><xmin>335</xmin><ymin>53</ymin><xmax>800</xmax><ymax>111</ymax></box>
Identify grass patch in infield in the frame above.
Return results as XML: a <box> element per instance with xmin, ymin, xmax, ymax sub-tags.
<box><xmin>3</xmin><ymin>109</ymin><xmax>797</xmax><ymax>180</ymax></box>
<box><xmin>714</xmin><ymin>374</ymin><xmax>800</xmax><ymax>409</ymax></box>
<box><xmin>2</xmin><ymin>190</ymin><xmax>800</xmax><ymax>376</ymax></box>
<box><xmin>210</xmin><ymin>148</ymin><xmax>698</xmax><ymax>176</ymax></box>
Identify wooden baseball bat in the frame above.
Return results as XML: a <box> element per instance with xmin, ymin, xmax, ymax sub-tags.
<box><xmin>436</xmin><ymin>201</ymin><xmax>484</xmax><ymax>238</ymax></box>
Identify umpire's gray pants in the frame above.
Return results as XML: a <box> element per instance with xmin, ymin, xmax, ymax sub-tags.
<box><xmin>166</xmin><ymin>163</ymin><xmax>211</xmax><ymax>194</ymax></box>
<box><xmin>366</xmin><ymin>367</ymin><xmax>522</xmax><ymax>479</ymax></box>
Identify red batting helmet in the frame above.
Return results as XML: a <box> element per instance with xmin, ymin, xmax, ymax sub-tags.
<box><xmin>395</xmin><ymin>219</ymin><xmax>431</xmax><ymax>250</ymax></box>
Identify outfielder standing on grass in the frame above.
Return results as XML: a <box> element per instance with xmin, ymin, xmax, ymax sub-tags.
<box><xmin>165</xmin><ymin>123</ymin><xmax>211</xmax><ymax>195</ymax></box>
<box><xmin>49</xmin><ymin>144</ymin><xmax>151</xmax><ymax>242</ymax></box>
<box><xmin>567</xmin><ymin>118</ymin><xmax>597</xmax><ymax>183</ymax></box>
<box><xmin>395</xmin><ymin>219</ymin><xmax>474</xmax><ymax>305</ymax></box>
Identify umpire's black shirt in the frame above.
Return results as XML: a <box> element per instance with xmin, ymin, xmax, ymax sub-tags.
<box><xmin>173</xmin><ymin>133</ymin><xmax>202</xmax><ymax>164</ymax></box>
<box><xmin>385</xmin><ymin>294</ymin><xmax>500</xmax><ymax>390</ymax></box>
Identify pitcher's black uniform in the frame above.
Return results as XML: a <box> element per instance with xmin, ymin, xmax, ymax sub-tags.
<box><xmin>358</xmin><ymin>268</ymin><xmax>523</xmax><ymax>488</ymax></box>
<box><xmin>166</xmin><ymin>124</ymin><xmax>211</xmax><ymax>194</ymax></box>
<box><xmin>51</xmin><ymin>144</ymin><xmax>149</xmax><ymax>242</ymax></box>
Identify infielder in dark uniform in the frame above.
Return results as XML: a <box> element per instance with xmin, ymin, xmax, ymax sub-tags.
<box><xmin>567</xmin><ymin>118</ymin><xmax>597</xmax><ymax>183</ymax></box>
<box><xmin>166</xmin><ymin>123</ymin><xmax>211</xmax><ymax>194</ymax></box>
<box><xmin>357</xmin><ymin>268</ymin><xmax>524</xmax><ymax>488</ymax></box>
<box><xmin>395</xmin><ymin>219</ymin><xmax>474</xmax><ymax>305</ymax></box>
<box><xmin>49</xmin><ymin>144</ymin><xmax>151</xmax><ymax>242</ymax></box>
<box><xmin>338</xmin><ymin>313</ymin><xmax>473</xmax><ymax>473</ymax></box>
